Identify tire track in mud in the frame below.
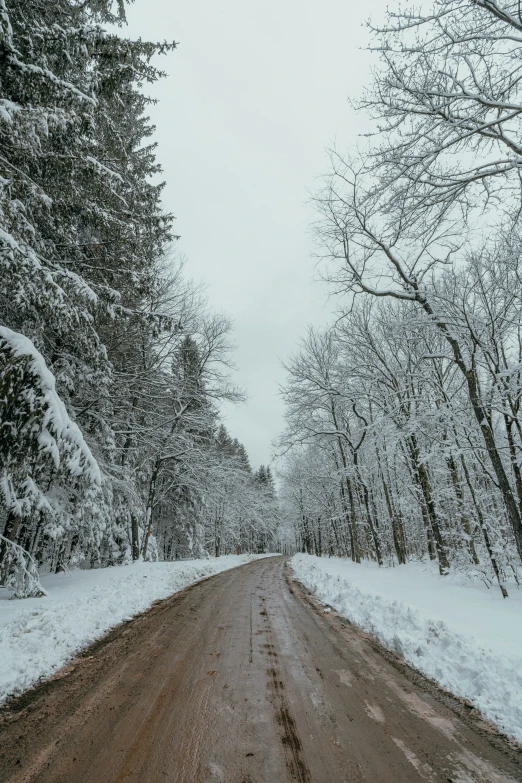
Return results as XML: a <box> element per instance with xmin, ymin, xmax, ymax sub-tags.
<box><xmin>258</xmin><ymin>590</ymin><xmax>312</xmax><ymax>783</ymax></box>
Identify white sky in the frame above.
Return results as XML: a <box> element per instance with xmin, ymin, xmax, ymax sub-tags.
<box><xmin>122</xmin><ymin>0</ymin><xmax>387</xmax><ymax>469</ymax></box>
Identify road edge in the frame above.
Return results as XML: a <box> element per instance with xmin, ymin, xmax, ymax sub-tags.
<box><xmin>285</xmin><ymin>561</ymin><xmax>522</xmax><ymax>765</ymax></box>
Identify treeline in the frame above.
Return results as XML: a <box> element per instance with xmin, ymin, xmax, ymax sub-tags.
<box><xmin>0</xmin><ymin>0</ymin><xmax>279</xmax><ymax>597</ymax></box>
<box><xmin>278</xmin><ymin>0</ymin><xmax>522</xmax><ymax>596</ymax></box>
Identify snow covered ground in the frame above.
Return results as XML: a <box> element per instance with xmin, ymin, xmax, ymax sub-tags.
<box><xmin>0</xmin><ymin>554</ymin><xmax>271</xmax><ymax>705</ymax></box>
<box><xmin>290</xmin><ymin>553</ymin><xmax>522</xmax><ymax>744</ymax></box>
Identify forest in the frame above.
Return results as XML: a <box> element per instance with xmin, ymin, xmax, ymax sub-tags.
<box><xmin>4</xmin><ymin>0</ymin><xmax>522</xmax><ymax>604</ymax></box>
<box><xmin>278</xmin><ymin>0</ymin><xmax>522</xmax><ymax>598</ymax></box>
<box><xmin>0</xmin><ymin>0</ymin><xmax>280</xmax><ymax>597</ymax></box>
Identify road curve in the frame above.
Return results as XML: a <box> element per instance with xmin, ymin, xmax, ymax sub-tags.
<box><xmin>0</xmin><ymin>556</ymin><xmax>521</xmax><ymax>783</ymax></box>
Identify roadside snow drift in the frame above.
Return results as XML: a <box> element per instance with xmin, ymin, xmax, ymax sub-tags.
<box><xmin>290</xmin><ymin>554</ymin><xmax>522</xmax><ymax>744</ymax></box>
<box><xmin>0</xmin><ymin>555</ymin><xmax>270</xmax><ymax>704</ymax></box>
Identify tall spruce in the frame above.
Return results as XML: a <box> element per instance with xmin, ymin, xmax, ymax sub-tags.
<box><xmin>0</xmin><ymin>0</ymin><xmax>280</xmax><ymax>594</ymax></box>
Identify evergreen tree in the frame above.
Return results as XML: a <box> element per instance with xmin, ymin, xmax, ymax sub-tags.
<box><xmin>0</xmin><ymin>0</ymin><xmax>175</xmax><ymax>588</ymax></box>
<box><xmin>0</xmin><ymin>0</ymin><xmax>279</xmax><ymax>593</ymax></box>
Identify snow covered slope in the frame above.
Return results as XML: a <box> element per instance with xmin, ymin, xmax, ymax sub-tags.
<box><xmin>0</xmin><ymin>555</ymin><xmax>271</xmax><ymax>704</ymax></box>
<box><xmin>290</xmin><ymin>554</ymin><xmax>522</xmax><ymax>744</ymax></box>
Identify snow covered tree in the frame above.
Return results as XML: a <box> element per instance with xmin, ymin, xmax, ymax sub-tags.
<box><xmin>0</xmin><ymin>327</ymin><xmax>100</xmax><ymax>593</ymax></box>
<box><xmin>360</xmin><ymin>0</ymin><xmax>522</xmax><ymax>230</ymax></box>
<box><xmin>278</xmin><ymin>298</ymin><xmax>515</xmax><ymax>595</ymax></box>
<box><xmin>306</xmin><ymin>0</ymin><xmax>522</xmax><ymax>565</ymax></box>
<box><xmin>0</xmin><ymin>0</ymin><xmax>279</xmax><ymax>591</ymax></box>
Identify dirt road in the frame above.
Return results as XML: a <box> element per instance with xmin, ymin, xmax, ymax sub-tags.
<box><xmin>1</xmin><ymin>556</ymin><xmax>521</xmax><ymax>782</ymax></box>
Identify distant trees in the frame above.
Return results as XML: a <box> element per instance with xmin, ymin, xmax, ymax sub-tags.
<box><xmin>279</xmin><ymin>0</ymin><xmax>522</xmax><ymax>595</ymax></box>
<box><xmin>278</xmin><ymin>304</ymin><xmax>516</xmax><ymax>595</ymax></box>
<box><xmin>0</xmin><ymin>0</ymin><xmax>280</xmax><ymax>595</ymax></box>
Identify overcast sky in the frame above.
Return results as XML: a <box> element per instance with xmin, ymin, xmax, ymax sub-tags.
<box><xmin>122</xmin><ymin>0</ymin><xmax>387</xmax><ymax>469</ymax></box>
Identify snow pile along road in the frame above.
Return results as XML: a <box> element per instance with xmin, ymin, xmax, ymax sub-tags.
<box><xmin>0</xmin><ymin>555</ymin><xmax>272</xmax><ymax>704</ymax></box>
<box><xmin>290</xmin><ymin>553</ymin><xmax>522</xmax><ymax>744</ymax></box>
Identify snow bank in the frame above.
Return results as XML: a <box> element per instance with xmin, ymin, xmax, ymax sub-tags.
<box><xmin>290</xmin><ymin>554</ymin><xmax>522</xmax><ymax>743</ymax></box>
<box><xmin>0</xmin><ymin>555</ymin><xmax>271</xmax><ymax>704</ymax></box>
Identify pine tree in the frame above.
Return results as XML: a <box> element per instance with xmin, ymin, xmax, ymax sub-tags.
<box><xmin>0</xmin><ymin>0</ymin><xmax>278</xmax><ymax>590</ymax></box>
<box><xmin>0</xmin><ymin>0</ymin><xmax>175</xmax><ymax>588</ymax></box>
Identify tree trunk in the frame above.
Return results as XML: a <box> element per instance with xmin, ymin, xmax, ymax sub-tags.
<box><xmin>458</xmin><ymin>450</ymin><xmax>508</xmax><ymax>598</ymax></box>
<box><xmin>446</xmin><ymin>454</ymin><xmax>479</xmax><ymax>565</ymax></box>
<box><xmin>469</xmin><ymin>395</ymin><xmax>522</xmax><ymax>560</ymax></box>
<box><xmin>420</xmin><ymin>295</ymin><xmax>522</xmax><ymax>561</ymax></box>
<box><xmin>131</xmin><ymin>513</ymin><xmax>140</xmax><ymax>561</ymax></box>
<box><xmin>345</xmin><ymin>474</ymin><xmax>360</xmax><ymax>563</ymax></box>
<box><xmin>504</xmin><ymin>416</ymin><xmax>522</xmax><ymax>520</ymax></box>
<box><xmin>399</xmin><ymin>440</ymin><xmax>436</xmax><ymax>560</ymax></box>
<box><xmin>142</xmin><ymin>460</ymin><xmax>160</xmax><ymax>560</ymax></box>
<box><xmin>354</xmin><ymin>456</ymin><xmax>383</xmax><ymax>565</ymax></box>
<box><xmin>0</xmin><ymin>510</ymin><xmax>22</xmax><ymax>584</ymax></box>
<box><xmin>382</xmin><ymin>474</ymin><xmax>406</xmax><ymax>564</ymax></box>
<box><xmin>408</xmin><ymin>435</ymin><xmax>449</xmax><ymax>574</ymax></box>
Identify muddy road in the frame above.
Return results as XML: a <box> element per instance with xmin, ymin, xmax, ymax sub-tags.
<box><xmin>1</xmin><ymin>556</ymin><xmax>521</xmax><ymax>783</ymax></box>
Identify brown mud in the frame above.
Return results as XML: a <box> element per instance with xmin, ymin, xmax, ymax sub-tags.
<box><xmin>0</xmin><ymin>555</ymin><xmax>521</xmax><ymax>782</ymax></box>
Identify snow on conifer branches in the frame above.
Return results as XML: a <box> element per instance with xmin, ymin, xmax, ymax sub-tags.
<box><xmin>0</xmin><ymin>326</ymin><xmax>100</xmax><ymax>513</ymax></box>
<box><xmin>0</xmin><ymin>535</ymin><xmax>47</xmax><ymax>599</ymax></box>
<box><xmin>0</xmin><ymin>327</ymin><xmax>103</xmax><ymax>594</ymax></box>
<box><xmin>0</xmin><ymin>0</ymin><xmax>281</xmax><ymax>589</ymax></box>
